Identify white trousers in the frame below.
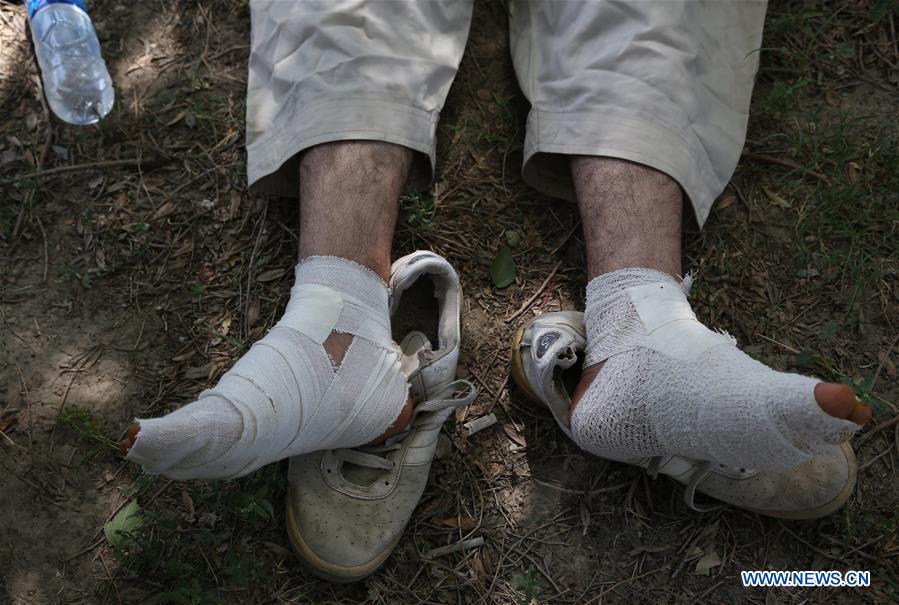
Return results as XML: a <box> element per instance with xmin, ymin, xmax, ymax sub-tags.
<box><xmin>246</xmin><ymin>0</ymin><xmax>767</xmax><ymax>228</ymax></box>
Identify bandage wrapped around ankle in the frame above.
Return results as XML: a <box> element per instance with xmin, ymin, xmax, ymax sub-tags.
<box><xmin>571</xmin><ymin>268</ymin><xmax>859</xmax><ymax>471</ymax></box>
<box><xmin>126</xmin><ymin>256</ymin><xmax>408</xmax><ymax>480</ymax></box>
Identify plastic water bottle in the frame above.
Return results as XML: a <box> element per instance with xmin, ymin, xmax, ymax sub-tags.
<box><xmin>26</xmin><ymin>0</ymin><xmax>114</xmax><ymax>125</ymax></box>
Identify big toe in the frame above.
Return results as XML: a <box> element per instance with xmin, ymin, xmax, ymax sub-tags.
<box><xmin>120</xmin><ymin>423</ymin><xmax>140</xmax><ymax>455</ymax></box>
<box><xmin>815</xmin><ymin>383</ymin><xmax>871</xmax><ymax>426</ymax></box>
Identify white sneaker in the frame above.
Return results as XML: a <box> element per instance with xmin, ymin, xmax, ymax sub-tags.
<box><xmin>285</xmin><ymin>251</ymin><xmax>476</xmax><ymax>582</ymax></box>
<box><xmin>511</xmin><ymin>311</ymin><xmax>857</xmax><ymax>519</ymax></box>
<box><xmin>390</xmin><ymin>250</ymin><xmax>463</xmax><ymax>400</ymax></box>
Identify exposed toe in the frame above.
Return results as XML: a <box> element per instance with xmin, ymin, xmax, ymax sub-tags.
<box><xmin>814</xmin><ymin>382</ymin><xmax>871</xmax><ymax>425</ymax></box>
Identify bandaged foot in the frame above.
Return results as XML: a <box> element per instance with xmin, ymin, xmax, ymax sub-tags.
<box><xmin>124</xmin><ymin>257</ymin><xmax>409</xmax><ymax>480</ymax></box>
<box><xmin>570</xmin><ymin>268</ymin><xmax>869</xmax><ymax>471</ymax></box>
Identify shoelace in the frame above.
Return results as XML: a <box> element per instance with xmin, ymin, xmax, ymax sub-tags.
<box><xmin>646</xmin><ymin>455</ymin><xmax>723</xmax><ymax>512</ymax></box>
<box><xmin>332</xmin><ymin>379</ymin><xmax>478</xmax><ymax>470</ymax></box>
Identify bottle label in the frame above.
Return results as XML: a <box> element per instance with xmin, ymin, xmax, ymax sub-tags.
<box><xmin>27</xmin><ymin>0</ymin><xmax>88</xmax><ymax>19</ymax></box>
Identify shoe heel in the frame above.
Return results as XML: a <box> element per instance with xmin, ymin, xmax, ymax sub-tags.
<box><xmin>509</xmin><ymin>317</ymin><xmax>541</xmax><ymax>403</ymax></box>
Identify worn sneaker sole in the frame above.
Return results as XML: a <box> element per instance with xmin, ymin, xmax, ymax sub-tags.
<box><xmin>742</xmin><ymin>441</ymin><xmax>857</xmax><ymax>520</ymax></box>
<box><xmin>510</xmin><ymin>313</ymin><xmax>858</xmax><ymax>520</ymax></box>
<box><xmin>285</xmin><ymin>495</ymin><xmax>403</xmax><ymax>583</ymax></box>
<box><xmin>509</xmin><ymin>314</ymin><xmax>546</xmax><ymax>404</ymax></box>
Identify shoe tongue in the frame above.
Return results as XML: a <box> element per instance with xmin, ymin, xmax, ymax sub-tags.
<box><xmin>417</xmin><ymin>345</ymin><xmax>435</xmax><ymax>362</ymax></box>
<box><xmin>400</xmin><ymin>330</ymin><xmax>432</xmax><ymax>355</ymax></box>
<box><xmin>399</xmin><ymin>330</ymin><xmax>435</xmax><ymax>377</ymax></box>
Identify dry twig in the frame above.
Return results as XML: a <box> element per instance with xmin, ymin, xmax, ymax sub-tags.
<box><xmin>505</xmin><ymin>260</ymin><xmax>562</xmax><ymax>322</ymax></box>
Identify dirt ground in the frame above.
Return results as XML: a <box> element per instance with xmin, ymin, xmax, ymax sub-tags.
<box><xmin>1</xmin><ymin>0</ymin><xmax>897</xmax><ymax>603</ymax></box>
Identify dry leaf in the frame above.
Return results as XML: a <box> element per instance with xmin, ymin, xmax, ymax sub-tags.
<box><xmin>165</xmin><ymin>110</ymin><xmax>187</xmax><ymax>127</ymax></box>
<box><xmin>763</xmin><ymin>186</ymin><xmax>792</xmax><ymax>209</ymax></box>
<box><xmin>502</xmin><ymin>423</ymin><xmax>527</xmax><ymax>447</ymax></box>
<box><xmin>181</xmin><ymin>489</ymin><xmax>195</xmax><ymax>522</ymax></box>
<box><xmin>878</xmin><ymin>350</ymin><xmax>897</xmax><ymax>378</ymax></box>
<box><xmin>172</xmin><ymin>239</ymin><xmax>193</xmax><ymax>257</ymax></box>
<box><xmin>151</xmin><ymin>201</ymin><xmax>177</xmax><ymax>221</ymax></box>
<box><xmin>694</xmin><ymin>549</ymin><xmax>722</xmax><ymax>575</ymax></box>
<box><xmin>0</xmin><ymin>415</ymin><xmax>18</xmax><ymax>434</ymax></box>
<box><xmin>262</xmin><ymin>541</ymin><xmax>292</xmax><ymax>558</ymax></box>
<box><xmin>172</xmin><ymin>350</ymin><xmax>195</xmax><ymax>362</ymax></box>
<box><xmin>847</xmin><ymin>161</ymin><xmax>862</xmax><ymax>184</ymax></box>
<box><xmin>629</xmin><ymin>544</ymin><xmax>671</xmax><ymax>556</ymax></box>
<box><xmin>247</xmin><ymin>299</ymin><xmax>261</xmax><ymax>328</ymax></box>
<box><xmin>184</xmin><ymin>364</ymin><xmax>211</xmax><ymax>380</ymax></box>
<box><xmin>436</xmin><ymin>516</ymin><xmax>477</xmax><ymax>530</ymax></box>
<box><xmin>717</xmin><ymin>191</ymin><xmax>737</xmax><ymax>210</ymax></box>
<box><xmin>256</xmin><ymin>268</ymin><xmax>286</xmax><ymax>283</ymax></box>
<box><xmin>228</xmin><ymin>191</ymin><xmax>242</xmax><ymax>219</ymax></box>
<box><xmin>473</xmin><ymin>548</ymin><xmax>492</xmax><ymax>577</ymax></box>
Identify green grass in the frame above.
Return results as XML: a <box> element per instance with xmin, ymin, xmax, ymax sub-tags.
<box><xmin>109</xmin><ymin>464</ymin><xmax>286</xmax><ymax>603</ymax></box>
<box><xmin>513</xmin><ymin>568</ymin><xmax>541</xmax><ymax>605</ymax></box>
<box><xmin>58</xmin><ymin>407</ymin><xmax>121</xmax><ymax>455</ymax></box>
<box><xmin>400</xmin><ymin>192</ymin><xmax>436</xmax><ymax>231</ymax></box>
<box><xmin>723</xmin><ymin>0</ymin><xmax>899</xmax><ymax>415</ymax></box>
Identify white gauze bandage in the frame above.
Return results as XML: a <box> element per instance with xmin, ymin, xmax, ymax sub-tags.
<box><xmin>127</xmin><ymin>256</ymin><xmax>408</xmax><ymax>480</ymax></box>
<box><xmin>571</xmin><ymin>268</ymin><xmax>859</xmax><ymax>471</ymax></box>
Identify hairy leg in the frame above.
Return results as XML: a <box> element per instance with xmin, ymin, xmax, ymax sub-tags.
<box><xmin>574</xmin><ymin>156</ymin><xmax>683</xmax><ymax>281</ymax></box>
<box><xmin>569</xmin><ymin>156</ymin><xmax>870</xmax><ymax>465</ymax></box>
<box><xmin>299</xmin><ymin>141</ymin><xmax>411</xmax><ymax>281</ymax></box>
